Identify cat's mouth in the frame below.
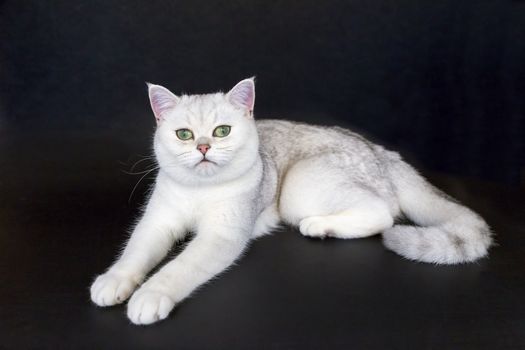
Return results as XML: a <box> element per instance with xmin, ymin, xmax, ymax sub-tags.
<box><xmin>196</xmin><ymin>158</ymin><xmax>216</xmax><ymax>166</ymax></box>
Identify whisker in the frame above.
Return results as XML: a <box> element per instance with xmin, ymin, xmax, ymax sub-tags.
<box><xmin>130</xmin><ymin>158</ymin><xmax>156</xmax><ymax>172</ymax></box>
<box><xmin>176</xmin><ymin>151</ymin><xmax>193</xmax><ymax>157</ymax></box>
<box><xmin>128</xmin><ymin>167</ymin><xmax>159</xmax><ymax>203</ymax></box>
<box><xmin>125</xmin><ymin>158</ymin><xmax>185</xmax><ymax>203</ymax></box>
<box><xmin>122</xmin><ymin>167</ymin><xmax>158</xmax><ymax>175</ymax></box>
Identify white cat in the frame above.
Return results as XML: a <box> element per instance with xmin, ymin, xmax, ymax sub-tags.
<box><xmin>90</xmin><ymin>78</ymin><xmax>492</xmax><ymax>325</ymax></box>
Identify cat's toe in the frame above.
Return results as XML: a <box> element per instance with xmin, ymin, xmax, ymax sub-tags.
<box><xmin>90</xmin><ymin>272</ymin><xmax>138</xmax><ymax>307</ymax></box>
<box><xmin>299</xmin><ymin>216</ymin><xmax>331</xmax><ymax>238</ymax></box>
<box><xmin>127</xmin><ymin>289</ymin><xmax>175</xmax><ymax>325</ymax></box>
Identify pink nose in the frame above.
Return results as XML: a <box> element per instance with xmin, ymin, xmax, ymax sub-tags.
<box><xmin>197</xmin><ymin>144</ymin><xmax>210</xmax><ymax>155</ymax></box>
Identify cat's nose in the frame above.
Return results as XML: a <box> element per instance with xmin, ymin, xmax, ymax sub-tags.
<box><xmin>197</xmin><ymin>144</ymin><xmax>211</xmax><ymax>155</ymax></box>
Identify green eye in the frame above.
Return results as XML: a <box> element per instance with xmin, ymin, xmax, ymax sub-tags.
<box><xmin>213</xmin><ymin>125</ymin><xmax>231</xmax><ymax>137</ymax></box>
<box><xmin>175</xmin><ymin>129</ymin><xmax>193</xmax><ymax>140</ymax></box>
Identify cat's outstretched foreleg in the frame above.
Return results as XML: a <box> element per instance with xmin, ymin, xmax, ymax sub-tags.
<box><xmin>126</xmin><ymin>206</ymin><xmax>252</xmax><ymax>325</ymax></box>
<box><xmin>90</xmin><ymin>190</ymin><xmax>185</xmax><ymax>307</ymax></box>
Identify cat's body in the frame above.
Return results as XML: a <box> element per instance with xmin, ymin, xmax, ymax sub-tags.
<box><xmin>91</xmin><ymin>79</ymin><xmax>492</xmax><ymax>325</ymax></box>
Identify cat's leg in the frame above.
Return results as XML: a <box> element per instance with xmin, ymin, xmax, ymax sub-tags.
<box><xmin>279</xmin><ymin>156</ymin><xmax>394</xmax><ymax>239</ymax></box>
<box><xmin>126</xmin><ymin>205</ymin><xmax>252</xmax><ymax>325</ymax></box>
<box><xmin>252</xmin><ymin>203</ymin><xmax>280</xmax><ymax>238</ymax></box>
<box><xmin>298</xmin><ymin>197</ymin><xmax>393</xmax><ymax>239</ymax></box>
<box><xmin>90</xmin><ymin>191</ymin><xmax>185</xmax><ymax>307</ymax></box>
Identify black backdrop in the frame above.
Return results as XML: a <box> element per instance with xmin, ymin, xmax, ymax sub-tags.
<box><xmin>2</xmin><ymin>2</ymin><xmax>525</xmax><ymax>348</ymax></box>
<box><xmin>1</xmin><ymin>0</ymin><xmax>524</xmax><ymax>186</ymax></box>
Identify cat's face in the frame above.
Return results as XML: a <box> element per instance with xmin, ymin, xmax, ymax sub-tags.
<box><xmin>148</xmin><ymin>79</ymin><xmax>259</xmax><ymax>184</ymax></box>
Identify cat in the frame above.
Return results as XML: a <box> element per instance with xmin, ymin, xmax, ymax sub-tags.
<box><xmin>90</xmin><ymin>78</ymin><xmax>493</xmax><ymax>325</ymax></box>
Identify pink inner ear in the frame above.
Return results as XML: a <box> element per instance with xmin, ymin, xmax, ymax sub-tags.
<box><xmin>148</xmin><ymin>85</ymin><xmax>179</xmax><ymax>122</ymax></box>
<box><xmin>228</xmin><ymin>80</ymin><xmax>255</xmax><ymax>111</ymax></box>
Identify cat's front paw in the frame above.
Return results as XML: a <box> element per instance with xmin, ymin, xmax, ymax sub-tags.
<box><xmin>90</xmin><ymin>271</ymin><xmax>139</xmax><ymax>307</ymax></box>
<box><xmin>127</xmin><ymin>288</ymin><xmax>175</xmax><ymax>325</ymax></box>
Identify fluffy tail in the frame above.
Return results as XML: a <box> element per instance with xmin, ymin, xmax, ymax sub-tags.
<box><xmin>380</xmin><ymin>150</ymin><xmax>493</xmax><ymax>264</ymax></box>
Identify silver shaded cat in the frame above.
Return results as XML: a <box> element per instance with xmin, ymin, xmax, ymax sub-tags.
<box><xmin>90</xmin><ymin>78</ymin><xmax>492</xmax><ymax>325</ymax></box>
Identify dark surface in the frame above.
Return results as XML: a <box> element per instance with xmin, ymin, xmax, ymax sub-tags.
<box><xmin>2</xmin><ymin>0</ymin><xmax>525</xmax><ymax>348</ymax></box>
<box><xmin>1</xmin><ymin>130</ymin><xmax>525</xmax><ymax>349</ymax></box>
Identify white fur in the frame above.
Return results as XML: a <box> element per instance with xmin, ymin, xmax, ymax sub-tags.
<box><xmin>91</xmin><ymin>79</ymin><xmax>492</xmax><ymax>325</ymax></box>
<box><xmin>91</xmin><ymin>79</ymin><xmax>265</xmax><ymax>325</ymax></box>
<box><xmin>381</xmin><ymin>157</ymin><xmax>492</xmax><ymax>264</ymax></box>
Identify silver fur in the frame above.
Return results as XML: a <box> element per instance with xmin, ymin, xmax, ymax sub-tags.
<box><xmin>256</xmin><ymin>119</ymin><xmax>493</xmax><ymax>264</ymax></box>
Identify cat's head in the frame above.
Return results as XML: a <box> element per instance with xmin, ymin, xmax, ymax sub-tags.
<box><xmin>147</xmin><ymin>78</ymin><xmax>259</xmax><ymax>184</ymax></box>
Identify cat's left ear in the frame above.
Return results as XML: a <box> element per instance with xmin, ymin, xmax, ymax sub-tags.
<box><xmin>147</xmin><ymin>83</ymin><xmax>180</xmax><ymax>124</ymax></box>
<box><xmin>227</xmin><ymin>78</ymin><xmax>255</xmax><ymax>117</ymax></box>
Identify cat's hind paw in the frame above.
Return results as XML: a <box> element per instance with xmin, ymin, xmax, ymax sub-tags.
<box><xmin>90</xmin><ymin>272</ymin><xmax>138</xmax><ymax>307</ymax></box>
<box><xmin>299</xmin><ymin>216</ymin><xmax>333</xmax><ymax>238</ymax></box>
<box><xmin>127</xmin><ymin>289</ymin><xmax>175</xmax><ymax>325</ymax></box>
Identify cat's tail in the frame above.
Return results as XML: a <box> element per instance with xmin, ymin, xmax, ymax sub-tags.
<box><xmin>380</xmin><ymin>150</ymin><xmax>493</xmax><ymax>264</ymax></box>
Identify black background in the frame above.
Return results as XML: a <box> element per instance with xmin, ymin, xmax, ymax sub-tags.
<box><xmin>1</xmin><ymin>1</ymin><xmax>525</xmax><ymax>349</ymax></box>
<box><xmin>1</xmin><ymin>0</ymin><xmax>524</xmax><ymax>185</ymax></box>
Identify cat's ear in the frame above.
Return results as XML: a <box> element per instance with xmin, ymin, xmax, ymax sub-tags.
<box><xmin>227</xmin><ymin>78</ymin><xmax>255</xmax><ymax>116</ymax></box>
<box><xmin>147</xmin><ymin>83</ymin><xmax>180</xmax><ymax>123</ymax></box>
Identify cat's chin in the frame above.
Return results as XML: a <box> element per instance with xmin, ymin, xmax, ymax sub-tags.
<box><xmin>193</xmin><ymin>160</ymin><xmax>220</xmax><ymax>176</ymax></box>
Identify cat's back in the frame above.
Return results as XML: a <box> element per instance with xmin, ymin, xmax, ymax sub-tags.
<box><xmin>256</xmin><ymin>119</ymin><xmax>395</xmax><ymax>204</ymax></box>
<box><xmin>256</xmin><ymin>119</ymin><xmax>378</xmax><ymax>163</ymax></box>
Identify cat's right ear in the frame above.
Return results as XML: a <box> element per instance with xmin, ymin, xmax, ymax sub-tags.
<box><xmin>147</xmin><ymin>83</ymin><xmax>180</xmax><ymax>124</ymax></box>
